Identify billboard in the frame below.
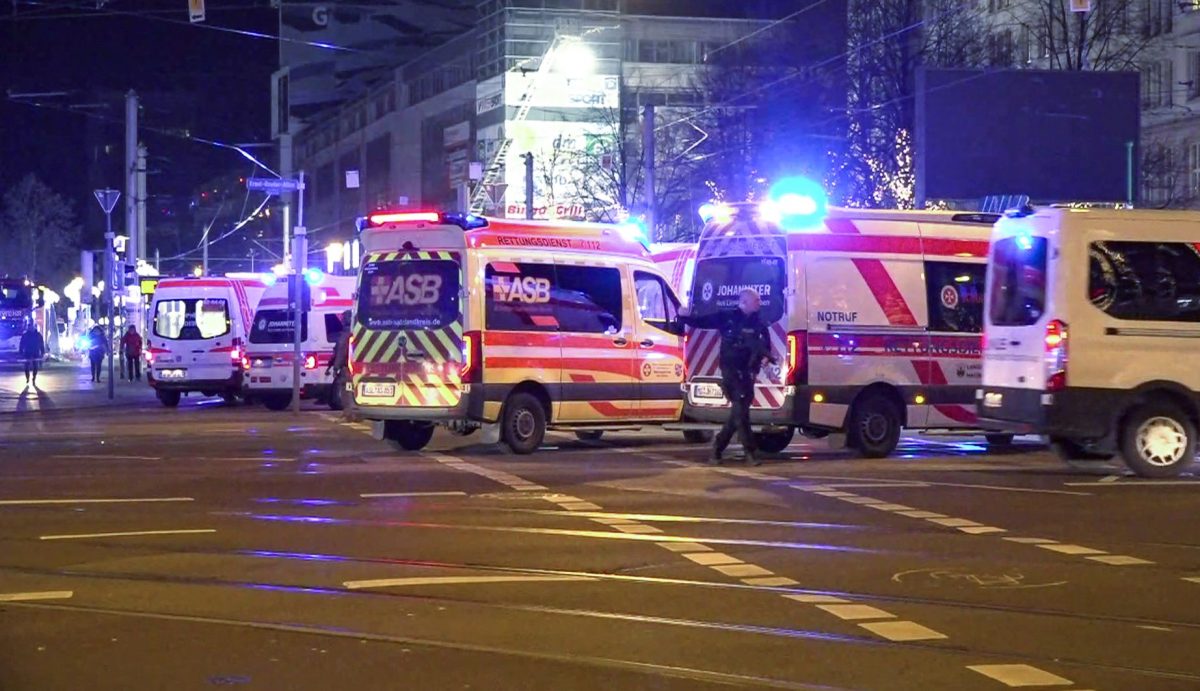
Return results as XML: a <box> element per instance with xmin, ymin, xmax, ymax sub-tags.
<box><xmin>914</xmin><ymin>69</ymin><xmax>1140</xmax><ymax>204</ymax></box>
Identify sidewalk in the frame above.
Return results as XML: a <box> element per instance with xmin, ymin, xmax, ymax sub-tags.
<box><xmin>0</xmin><ymin>359</ymin><xmax>157</xmax><ymax>415</ymax></box>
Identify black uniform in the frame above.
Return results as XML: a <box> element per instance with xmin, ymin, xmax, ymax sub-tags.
<box><xmin>680</xmin><ymin>308</ymin><xmax>772</xmax><ymax>459</ymax></box>
<box><xmin>18</xmin><ymin>328</ymin><xmax>45</xmax><ymax>384</ymax></box>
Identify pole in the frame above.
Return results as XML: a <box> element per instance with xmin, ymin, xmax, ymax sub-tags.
<box><xmin>125</xmin><ymin>90</ymin><xmax>138</xmax><ymax>263</ymax></box>
<box><xmin>1126</xmin><ymin>140</ymin><xmax>1134</xmax><ymax>206</ymax></box>
<box><xmin>136</xmin><ymin>143</ymin><xmax>147</xmax><ymax>261</ymax></box>
<box><xmin>104</xmin><ymin>212</ymin><xmax>115</xmax><ymax>400</ymax></box>
<box><xmin>291</xmin><ymin>171</ymin><xmax>306</xmax><ymax>414</ymax></box>
<box><xmin>523</xmin><ymin>153</ymin><xmax>534</xmax><ymax>220</ymax></box>
<box><xmin>643</xmin><ymin>104</ymin><xmax>656</xmax><ymax>237</ymax></box>
<box><xmin>201</xmin><ymin>226</ymin><xmax>208</xmax><ymax>276</ymax></box>
<box><xmin>154</xmin><ymin>248</ymin><xmax>160</xmax><ymax>273</ymax></box>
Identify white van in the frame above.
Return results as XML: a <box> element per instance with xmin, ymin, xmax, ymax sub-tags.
<box><xmin>244</xmin><ymin>273</ymin><xmax>355</xmax><ymax>410</ymax></box>
<box><xmin>146</xmin><ymin>276</ymin><xmax>267</xmax><ymax>407</ymax></box>
<box><xmin>683</xmin><ymin>203</ymin><xmax>1001</xmax><ymax>457</ymax></box>
<box><xmin>979</xmin><ymin>206</ymin><xmax>1200</xmax><ymax>477</ymax></box>
<box><xmin>351</xmin><ymin>211</ymin><xmax>689</xmax><ymax>453</ymax></box>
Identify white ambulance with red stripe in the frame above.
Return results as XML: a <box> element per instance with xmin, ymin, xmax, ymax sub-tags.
<box><xmin>243</xmin><ymin>272</ymin><xmax>355</xmax><ymax>411</ymax></box>
<box><xmin>146</xmin><ymin>276</ymin><xmax>267</xmax><ymax>407</ymax></box>
<box><xmin>650</xmin><ymin>243</ymin><xmax>698</xmax><ymax>306</ymax></box>
<box><xmin>351</xmin><ymin>211</ymin><xmax>690</xmax><ymax>453</ymax></box>
<box><xmin>683</xmin><ymin>198</ymin><xmax>1004</xmax><ymax>457</ymax></box>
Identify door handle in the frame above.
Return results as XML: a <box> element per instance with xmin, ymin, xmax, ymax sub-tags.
<box><xmin>612</xmin><ymin>337</ymin><xmax>628</xmax><ymax>347</ymax></box>
<box><xmin>639</xmin><ymin>339</ymin><xmax>654</xmax><ymax>348</ymax></box>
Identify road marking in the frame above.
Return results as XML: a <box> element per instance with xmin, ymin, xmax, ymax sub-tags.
<box><xmin>1184</xmin><ymin>576</ymin><xmax>1200</xmax><ymax>584</ymax></box>
<box><xmin>864</xmin><ymin>503</ymin><xmax>916</xmax><ymax>511</ymax></box>
<box><xmin>1004</xmin><ymin>537</ymin><xmax>1057</xmax><ymax>544</ymax></box>
<box><xmin>966</xmin><ymin>663</ymin><xmax>1072</xmax><ymax>687</ymax></box>
<box><xmin>959</xmin><ymin>526</ymin><xmax>1007</xmax><ymax>535</ymax></box>
<box><xmin>0</xmin><ymin>497</ymin><xmax>194</xmax><ymax>506</ymax></box>
<box><xmin>612</xmin><ymin>524</ymin><xmax>663</xmax><ymax>534</ymax></box>
<box><xmin>657</xmin><ymin>542</ymin><xmax>712</xmax><ymax>553</ymax></box>
<box><xmin>359</xmin><ymin>491</ymin><xmax>468</xmax><ymax>498</ymax></box>
<box><xmin>743</xmin><ymin>576</ymin><xmax>799</xmax><ymax>587</ymax></box>
<box><xmin>897</xmin><ymin>510</ymin><xmax>947</xmax><ymax>519</ymax></box>
<box><xmin>711</xmin><ymin>564</ymin><xmax>774</xmax><ymax>578</ymax></box>
<box><xmin>860</xmin><ymin>621</ymin><xmax>947</xmax><ymax>642</ymax></box>
<box><xmin>39</xmin><ymin>529</ymin><xmax>216</xmax><ymax>541</ymax></box>
<box><xmin>816</xmin><ymin>604</ymin><xmax>895</xmax><ymax>621</ymax></box>
<box><xmin>50</xmin><ymin>454</ymin><xmax>161</xmax><ymax>461</ymax></box>
<box><xmin>1087</xmin><ymin>555</ymin><xmax>1154</xmax><ymax>566</ymax></box>
<box><xmin>1036</xmin><ymin>544</ymin><xmax>1106</xmax><ymax>556</ymax></box>
<box><xmin>1065</xmin><ymin>479</ymin><xmax>1200</xmax><ymax>486</ymax></box>
<box><xmin>1099</xmin><ymin>475</ymin><xmax>1121</xmax><ymax>483</ymax></box>
<box><xmin>0</xmin><ymin>591</ymin><xmax>73</xmax><ymax>602</ymax></box>
<box><xmin>344</xmin><ymin>575</ymin><xmax>596</xmax><ymax>589</ymax></box>
<box><xmin>559</xmin><ymin>501</ymin><xmax>603</xmax><ymax>511</ymax></box>
<box><xmin>791</xmin><ymin>474</ymin><xmax>1090</xmax><ymax>496</ymax></box>
<box><xmin>783</xmin><ymin>593</ymin><xmax>849</xmax><ymax>604</ymax></box>
<box><xmin>680</xmin><ymin>552</ymin><xmax>743</xmax><ymax>566</ymax></box>
<box><xmin>928</xmin><ymin>517</ymin><xmax>982</xmax><ymax>528</ymax></box>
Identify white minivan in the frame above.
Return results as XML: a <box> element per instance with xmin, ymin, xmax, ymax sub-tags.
<box><xmin>147</xmin><ymin>276</ymin><xmax>267</xmax><ymax>407</ymax></box>
<box><xmin>978</xmin><ymin>206</ymin><xmax>1200</xmax><ymax>477</ymax></box>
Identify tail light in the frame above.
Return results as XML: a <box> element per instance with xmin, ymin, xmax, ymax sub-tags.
<box><xmin>1044</xmin><ymin>319</ymin><xmax>1068</xmax><ymax>392</ymax></box>
<box><xmin>145</xmin><ymin>350</ymin><xmax>155</xmax><ymax>365</ymax></box>
<box><xmin>304</xmin><ymin>354</ymin><xmax>318</xmax><ymax>370</ymax></box>
<box><xmin>230</xmin><ymin>347</ymin><xmax>242</xmax><ymax>362</ymax></box>
<box><xmin>241</xmin><ymin>355</ymin><xmax>250</xmax><ymax>370</ymax></box>
<box><xmin>347</xmin><ymin>334</ymin><xmax>356</xmax><ymax>376</ymax></box>
<box><xmin>785</xmin><ymin>330</ymin><xmax>808</xmax><ymax>385</ymax></box>
<box><xmin>460</xmin><ymin>330</ymin><xmax>482</xmax><ymax>383</ymax></box>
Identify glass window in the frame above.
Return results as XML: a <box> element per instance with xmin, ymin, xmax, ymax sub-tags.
<box><xmin>0</xmin><ymin>283</ymin><xmax>32</xmax><ymax>310</ymax></box>
<box><xmin>250</xmin><ymin>309</ymin><xmax>307</xmax><ymax>344</ymax></box>
<box><xmin>1089</xmin><ymin>241</ymin><xmax>1200</xmax><ymax>322</ymax></box>
<box><xmin>486</xmin><ymin>262</ymin><xmax>558</xmax><ymax>332</ymax></box>
<box><xmin>324</xmin><ymin>313</ymin><xmax>346</xmax><ymax>344</ymax></box>
<box><xmin>154</xmin><ymin>298</ymin><xmax>230</xmax><ymax>340</ymax></box>
<box><xmin>635</xmin><ymin>271</ymin><xmax>679</xmax><ymax>332</ymax></box>
<box><xmin>691</xmin><ymin>256</ymin><xmax>786</xmax><ymax>324</ymax></box>
<box><xmin>358</xmin><ymin>259</ymin><xmax>460</xmax><ymax>330</ymax></box>
<box><xmin>925</xmin><ymin>262</ymin><xmax>986</xmax><ymax>333</ymax></box>
<box><xmin>555</xmin><ymin>265</ymin><xmax>623</xmax><ymax>334</ymax></box>
<box><xmin>988</xmin><ymin>235</ymin><xmax>1048</xmax><ymax>326</ymax></box>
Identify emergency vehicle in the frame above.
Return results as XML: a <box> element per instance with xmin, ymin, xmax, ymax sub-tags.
<box><xmin>146</xmin><ymin>276</ymin><xmax>267</xmax><ymax>407</ymax></box>
<box><xmin>979</xmin><ymin>207</ymin><xmax>1200</xmax><ymax>478</ymax></box>
<box><xmin>683</xmin><ymin>198</ymin><xmax>1002</xmax><ymax>457</ymax></box>
<box><xmin>351</xmin><ymin>211</ymin><xmax>689</xmax><ymax>453</ymax></box>
<box><xmin>244</xmin><ymin>271</ymin><xmax>355</xmax><ymax>411</ymax></box>
<box><xmin>650</xmin><ymin>243</ymin><xmax>698</xmax><ymax>306</ymax></box>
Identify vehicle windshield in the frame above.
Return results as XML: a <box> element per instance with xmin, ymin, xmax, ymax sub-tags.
<box><xmin>358</xmin><ymin>259</ymin><xmax>460</xmax><ymax>330</ymax></box>
<box><xmin>989</xmin><ymin>235</ymin><xmax>1048</xmax><ymax>327</ymax></box>
<box><xmin>0</xmin><ymin>284</ymin><xmax>33</xmax><ymax>310</ymax></box>
<box><xmin>154</xmin><ymin>298</ymin><xmax>231</xmax><ymax>340</ymax></box>
<box><xmin>690</xmin><ymin>256</ymin><xmax>786</xmax><ymax>324</ymax></box>
<box><xmin>250</xmin><ymin>309</ymin><xmax>308</xmax><ymax>344</ymax></box>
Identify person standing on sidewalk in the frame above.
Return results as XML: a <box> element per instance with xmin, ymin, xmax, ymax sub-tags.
<box><xmin>87</xmin><ymin>324</ymin><xmax>107</xmax><ymax>383</ymax></box>
<box><xmin>18</xmin><ymin>321</ymin><xmax>45</xmax><ymax>387</ymax></box>
<box><xmin>121</xmin><ymin>325</ymin><xmax>143</xmax><ymax>381</ymax></box>
<box><xmin>677</xmin><ymin>289</ymin><xmax>775</xmax><ymax>466</ymax></box>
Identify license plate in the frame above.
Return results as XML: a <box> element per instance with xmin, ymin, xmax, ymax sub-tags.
<box><xmin>156</xmin><ymin>354</ymin><xmax>179</xmax><ymax>364</ymax></box>
<box><xmin>159</xmin><ymin>368</ymin><xmax>186</xmax><ymax>380</ymax></box>
<box><xmin>983</xmin><ymin>392</ymin><xmax>1003</xmax><ymax>408</ymax></box>
<box><xmin>361</xmin><ymin>382</ymin><xmax>396</xmax><ymax>398</ymax></box>
<box><xmin>694</xmin><ymin>383</ymin><xmax>724</xmax><ymax>400</ymax></box>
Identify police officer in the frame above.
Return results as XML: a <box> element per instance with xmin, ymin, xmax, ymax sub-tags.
<box><xmin>678</xmin><ymin>288</ymin><xmax>774</xmax><ymax>466</ymax></box>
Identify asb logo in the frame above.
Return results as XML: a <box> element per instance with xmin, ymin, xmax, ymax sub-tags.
<box><xmin>701</xmin><ymin>281</ymin><xmax>714</xmax><ymax>303</ymax></box>
<box><xmin>940</xmin><ymin>285</ymin><xmax>959</xmax><ymax>310</ymax></box>
<box><xmin>493</xmin><ymin>276</ymin><xmax>551</xmax><ymax>304</ymax></box>
<box><xmin>371</xmin><ymin>274</ymin><xmax>442</xmax><ymax>306</ymax></box>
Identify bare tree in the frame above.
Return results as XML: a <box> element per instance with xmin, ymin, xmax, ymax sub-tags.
<box><xmin>1003</xmin><ymin>0</ymin><xmax>1149</xmax><ymax>72</ymax></box>
<box><xmin>0</xmin><ymin>174</ymin><xmax>80</xmax><ymax>287</ymax></box>
<box><xmin>1140</xmin><ymin>139</ymin><xmax>1192</xmax><ymax>209</ymax></box>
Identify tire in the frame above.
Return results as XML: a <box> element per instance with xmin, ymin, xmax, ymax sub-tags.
<box><xmin>385</xmin><ymin>421</ymin><xmax>435</xmax><ymax>451</ymax></box>
<box><xmin>985</xmin><ymin>433</ymin><xmax>1015</xmax><ymax>447</ymax></box>
<box><xmin>263</xmin><ymin>394</ymin><xmax>291</xmax><ymax>411</ymax></box>
<box><xmin>501</xmin><ymin>392</ymin><xmax>546</xmax><ymax>455</ymax></box>
<box><xmin>221</xmin><ymin>392</ymin><xmax>239</xmax><ymax>406</ymax></box>
<box><xmin>574</xmin><ymin>431</ymin><xmax>604</xmax><ymax>441</ymax></box>
<box><xmin>849</xmin><ymin>393</ymin><xmax>902</xmax><ymax>458</ymax></box>
<box><xmin>755</xmin><ymin>428</ymin><xmax>795</xmax><ymax>454</ymax></box>
<box><xmin>1120</xmin><ymin>403</ymin><xmax>1197</xmax><ymax>478</ymax></box>
<box><xmin>683</xmin><ymin>430</ymin><xmax>713</xmax><ymax>444</ymax></box>
<box><xmin>157</xmin><ymin>390</ymin><xmax>181</xmax><ymax>408</ymax></box>
<box><xmin>328</xmin><ymin>372</ymin><xmax>346</xmax><ymax>411</ymax></box>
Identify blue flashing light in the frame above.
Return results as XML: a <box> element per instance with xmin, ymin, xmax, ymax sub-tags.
<box><xmin>617</xmin><ymin>217</ymin><xmax>649</xmax><ymax>245</ymax></box>
<box><xmin>261</xmin><ymin>273</ymin><xmax>278</xmax><ymax>287</ymax></box>
<box><xmin>698</xmin><ymin>202</ymin><xmax>734</xmax><ymax>225</ymax></box>
<box><xmin>1014</xmin><ymin>232</ymin><xmax>1034</xmax><ymax>251</ymax></box>
<box><xmin>765</xmin><ymin>177</ymin><xmax>827</xmax><ymax>231</ymax></box>
<box><xmin>302</xmin><ymin>268</ymin><xmax>324</xmax><ymax>286</ymax></box>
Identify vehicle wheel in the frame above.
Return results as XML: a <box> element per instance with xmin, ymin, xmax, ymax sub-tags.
<box><xmin>574</xmin><ymin>430</ymin><xmax>604</xmax><ymax>441</ymax></box>
<box><xmin>1120</xmin><ymin>403</ymin><xmax>1197</xmax><ymax>478</ymax></box>
<box><xmin>263</xmin><ymin>394</ymin><xmax>291</xmax><ymax>411</ymax></box>
<box><xmin>157</xmin><ymin>390</ymin><xmax>181</xmax><ymax>408</ymax></box>
<box><xmin>849</xmin><ymin>393</ymin><xmax>902</xmax><ymax>458</ymax></box>
<box><xmin>985</xmin><ymin>433</ymin><xmax>1015</xmax><ymax>447</ymax></box>
<box><xmin>501</xmin><ymin>392</ymin><xmax>546</xmax><ymax>455</ymax></box>
<box><xmin>221</xmin><ymin>392</ymin><xmax>239</xmax><ymax>406</ymax></box>
<box><xmin>328</xmin><ymin>372</ymin><xmax>346</xmax><ymax>411</ymax></box>
<box><xmin>683</xmin><ymin>430</ymin><xmax>713</xmax><ymax>444</ymax></box>
<box><xmin>755</xmin><ymin>428</ymin><xmax>795</xmax><ymax>454</ymax></box>
<box><xmin>385</xmin><ymin>421</ymin><xmax>435</xmax><ymax>451</ymax></box>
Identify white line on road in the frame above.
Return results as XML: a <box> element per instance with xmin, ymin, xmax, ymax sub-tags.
<box><xmin>966</xmin><ymin>663</ymin><xmax>1072</xmax><ymax>687</ymax></box>
<box><xmin>0</xmin><ymin>591</ymin><xmax>73</xmax><ymax>602</ymax></box>
<box><xmin>50</xmin><ymin>455</ymin><xmax>161</xmax><ymax>461</ymax></box>
<box><xmin>860</xmin><ymin>621</ymin><xmax>947</xmax><ymax>642</ymax></box>
<box><xmin>344</xmin><ymin>575</ymin><xmax>597</xmax><ymax>589</ymax></box>
<box><xmin>1065</xmin><ymin>479</ymin><xmax>1200</xmax><ymax>486</ymax></box>
<box><xmin>1184</xmin><ymin>576</ymin><xmax>1200</xmax><ymax>584</ymax></box>
<box><xmin>791</xmin><ymin>474</ymin><xmax>1090</xmax><ymax>496</ymax></box>
<box><xmin>39</xmin><ymin>529</ymin><xmax>216</xmax><ymax>541</ymax></box>
<box><xmin>0</xmin><ymin>497</ymin><xmax>194</xmax><ymax>506</ymax></box>
<box><xmin>359</xmin><ymin>491</ymin><xmax>468</xmax><ymax>498</ymax></box>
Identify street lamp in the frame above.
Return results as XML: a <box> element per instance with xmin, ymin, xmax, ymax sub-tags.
<box><xmin>555</xmin><ymin>39</ymin><xmax>596</xmax><ymax>77</ymax></box>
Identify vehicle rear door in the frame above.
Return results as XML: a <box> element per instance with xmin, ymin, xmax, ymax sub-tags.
<box><xmin>151</xmin><ymin>291</ymin><xmax>237</xmax><ymax>382</ymax></box>
<box><xmin>632</xmin><ymin>270</ymin><xmax>685</xmax><ymax>420</ymax></box>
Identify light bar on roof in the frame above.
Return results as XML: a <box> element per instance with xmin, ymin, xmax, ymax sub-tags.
<box><xmin>368</xmin><ymin>211</ymin><xmax>441</xmax><ymax>225</ymax></box>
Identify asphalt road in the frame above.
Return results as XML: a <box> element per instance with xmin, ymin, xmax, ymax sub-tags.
<box><xmin>2</xmin><ymin>392</ymin><xmax>1200</xmax><ymax>690</ymax></box>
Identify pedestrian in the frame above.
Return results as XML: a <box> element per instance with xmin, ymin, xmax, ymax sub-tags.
<box><xmin>677</xmin><ymin>289</ymin><xmax>775</xmax><ymax>466</ymax></box>
<box><xmin>326</xmin><ymin>310</ymin><xmax>352</xmax><ymax>412</ymax></box>
<box><xmin>18</xmin><ymin>321</ymin><xmax>45</xmax><ymax>387</ymax></box>
<box><xmin>121</xmin><ymin>325</ymin><xmax>143</xmax><ymax>382</ymax></box>
<box><xmin>87</xmin><ymin>324</ymin><xmax>107</xmax><ymax>383</ymax></box>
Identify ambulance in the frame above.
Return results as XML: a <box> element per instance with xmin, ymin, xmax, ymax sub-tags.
<box><xmin>650</xmin><ymin>243</ymin><xmax>698</xmax><ymax>306</ymax></box>
<box><xmin>682</xmin><ymin>190</ymin><xmax>1003</xmax><ymax>458</ymax></box>
<box><xmin>243</xmin><ymin>271</ymin><xmax>355</xmax><ymax>411</ymax></box>
<box><xmin>351</xmin><ymin>211</ymin><xmax>690</xmax><ymax>453</ymax></box>
<box><xmin>146</xmin><ymin>276</ymin><xmax>267</xmax><ymax>407</ymax></box>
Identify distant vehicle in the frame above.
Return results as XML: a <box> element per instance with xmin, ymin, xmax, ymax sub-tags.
<box><xmin>979</xmin><ymin>207</ymin><xmax>1200</xmax><ymax>478</ymax></box>
<box><xmin>683</xmin><ymin>199</ymin><xmax>1002</xmax><ymax>457</ymax></box>
<box><xmin>244</xmin><ymin>272</ymin><xmax>355</xmax><ymax>411</ymax></box>
<box><xmin>145</xmin><ymin>276</ymin><xmax>267</xmax><ymax>407</ymax></box>
<box><xmin>350</xmin><ymin>210</ymin><xmax>687</xmax><ymax>453</ymax></box>
<box><xmin>649</xmin><ymin>243</ymin><xmax>697</xmax><ymax>306</ymax></box>
<box><xmin>0</xmin><ymin>278</ymin><xmax>35</xmax><ymax>361</ymax></box>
